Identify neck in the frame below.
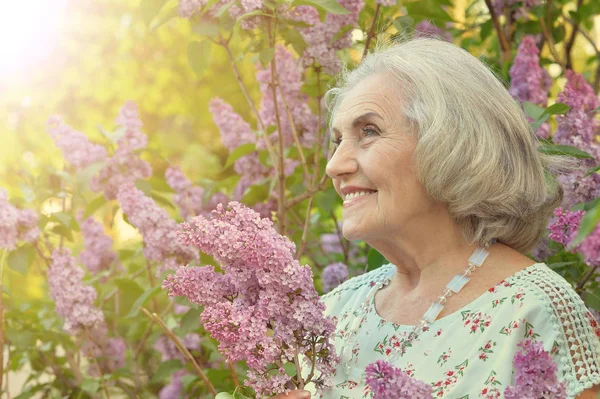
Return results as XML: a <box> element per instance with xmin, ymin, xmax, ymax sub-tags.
<box><xmin>367</xmin><ymin>209</ymin><xmax>483</xmax><ymax>297</ymax></box>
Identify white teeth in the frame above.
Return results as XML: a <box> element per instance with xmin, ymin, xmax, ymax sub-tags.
<box><xmin>344</xmin><ymin>191</ymin><xmax>375</xmax><ymax>201</ymax></box>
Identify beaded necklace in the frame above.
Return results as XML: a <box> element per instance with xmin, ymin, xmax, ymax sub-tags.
<box><xmin>340</xmin><ymin>241</ymin><xmax>495</xmax><ymax>377</ymax></box>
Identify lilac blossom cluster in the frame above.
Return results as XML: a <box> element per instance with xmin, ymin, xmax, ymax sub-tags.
<box><xmin>178</xmin><ymin>0</ymin><xmax>263</xmax><ymax>28</ymax></box>
<box><xmin>0</xmin><ymin>189</ymin><xmax>40</xmax><ymax>250</ymax></box>
<box><xmin>77</xmin><ymin>213</ymin><xmax>120</xmax><ymax>274</ymax></box>
<box><xmin>547</xmin><ymin>207</ymin><xmax>600</xmax><ymax>266</ymax></box>
<box><xmin>165</xmin><ymin>166</ymin><xmax>205</xmax><ymax>220</ymax></box>
<box><xmin>364</xmin><ymin>360</ymin><xmax>433</xmax><ymax>399</ymax></box>
<box><xmin>89</xmin><ymin>102</ymin><xmax>153</xmax><ymax>200</ymax></box>
<box><xmin>47</xmin><ymin>116</ymin><xmax>108</xmax><ymax>168</ymax></box>
<box><xmin>290</xmin><ymin>0</ymin><xmax>364</xmax><ymax>74</ymax></box>
<box><xmin>321</xmin><ymin>262</ymin><xmax>349</xmax><ymax>292</ymax></box>
<box><xmin>256</xmin><ymin>46</ymin><xmax>318</xmax><ymax>148</ymax></box>
<box><xmin>493</xmin><ymin>0</ymin><xmax>540</xmax><ymax>20</ymax></box>
<box><xmin>414</xmin><ymin>21</ymin><xmax>453</xmax><ymax>42</ymax></box>
<box><xmin>159</xmin><ymin>370</ymin><xmax>187</xmax><ymax>399</ymax></box>
<box><xmin>509</xmin><ymin>35</ymin><xmax>552</xmax><ymax>139</ymax></box>
<box><xmin>504</xmin><ymin>339</ymin><xmax>566</xmax><ymax>399</ymax></box>
<box><xmin>48</xmin><ymin>248</ymin><xmax>125</xmax><ymax>373</ymax></box>
<box><xmin>163</xmin><ymin>202</ymin><xmax>338</xmax><ymax>397</ymax></box>
<box><xmin>116</xmin><ymin>183</ymin><xmax>199</xmax><ymax>276</ymax></box>
<box><xmin>553</xmin><ymin>71</ymin><xmax>600</xmax><ymax>208</ymax></box>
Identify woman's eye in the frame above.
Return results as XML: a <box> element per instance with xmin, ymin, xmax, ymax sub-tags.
<box><xmin>362</xmin><ymin>126</ymin><xmax>379</xmax><ymax>137</ymax></box>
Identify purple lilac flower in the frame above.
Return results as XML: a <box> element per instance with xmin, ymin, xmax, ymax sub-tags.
<box><xmin>77</xmin><ymin>214</ymin><xmax>119</xmax><ymax>274</ymax></box>
<box><xmin>154</xmin><ymin>333</ymin><xmax>202</xmax><ymax>362</ymax></box>
<box><xmin>291</xmin><ymin>0</ymin><xmax>365</xmax><ymax>74</ymax></box>
<box><xmin>509</xmin><ymin>36</ymin><xmax>552</xmax><ymax>107</ymax></box>
<box><xmin>0</xmin><ymin>190</ymin><xmax>40</xmax><ymax>250</ymax></box>
<box><xmin>493</xmin><ymin>0</ymin><xmax>540</xmax><ymax>20</ymax></box>
<box><xmin>159</xmin><ymin>370</ymin><xmax>187</xmax><ymax>399</ymax></box>
<box><xmin>504</xmin><ymin>339</ymin><xmax>567</xmax><ymax>399</ymax></box>
<box><xmin>547</xmin><ymin>207</ymin><xmax>585</xmax><ymax>249</ymax></box>
<box><xmin>179</xmin><ymin>0</ymin><xmax>204</xmax><ymax>18</ymax></box>
<box><xmin>579</xmin><ymin>224</ymin><xmax>600</xmax><ymax>266</ymax></box>
<box><xmin>321</xmin><ymin>233</ymin><xmax>344</xmax><ymax>254</ymax></box>
<box><xmin>209</xmin><ymin>98</ymin><xmax>256</xmax><ymax>151</ymax></box>
<box><xmin>256</xmin><ymin>46</ymin><xmax>317</xmax><ymax>148</ymax></box>
<box><xmin>116</xmin><ymin>183</ymin><xmax>199</xmax><ymax>276</ymax></box>
<box><xmin>414</xmin><ymin>21</ymin><xmax>453</xmax><ymax>42</ymax></box>
<box><xmin>48</xmin><ymin>248</ymin><xmax>105</xmax><ymax>334</ymax></box>
<box><xmin>322</xmin><ymin>262</ymin><xmax>349</xmax><ymax>292</ymax></box>
<box><xmin>365</xmin><ymin>360</ymin><xmax>433</xmax><ymax>399</ymax></box>
<box><xmin>163</xmin><ymin>202</ymin><xmax>338</xmax><ymax>397</ymax></box>
<box><xmin>46</xmin><ymin>116</ymin><xmax>108</xmax><ymax>169</ymax></box>
<box><xmin>553</xmin><ymin>71</ymin><xmax>600</xmax><ymax>207</ymax></box>
<box><xmin>89</xmin><ymin>102</ymin><xmax>153</xmax><ymax>200</ymax></box>
<box><xmin>165</xmin><ymin>166</ymin><xmax>205</xmax><ymax>220</ymax></box>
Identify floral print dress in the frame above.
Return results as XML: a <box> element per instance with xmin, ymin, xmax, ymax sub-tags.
<box><xmin>308</xmin><ymin>263</ymin><xmax>600</xmax><ymax>399</ymax></box>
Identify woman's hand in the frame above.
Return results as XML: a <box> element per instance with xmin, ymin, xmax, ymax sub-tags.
<box><xmin>271</xmin><ymin>390</ymin><xmax>311</xmax><ymax>399</ymax></box>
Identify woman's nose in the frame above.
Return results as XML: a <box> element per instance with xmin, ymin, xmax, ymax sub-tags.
<box><xmin>326</xmin><ymin>142</ymin><xmax>359</xmax><ymax>180</ymax></box>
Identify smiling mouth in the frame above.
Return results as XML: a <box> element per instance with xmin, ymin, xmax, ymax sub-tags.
<box><xmin>343</xmin><ymin>190</ymin><xmax>377</xmax><ymax>206</ymax></box>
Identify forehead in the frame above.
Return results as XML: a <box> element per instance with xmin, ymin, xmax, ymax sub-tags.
<box><xmin>331</xmin><ymin>73</ymin><xmax>404</xmax><ymax>129</ymax></box>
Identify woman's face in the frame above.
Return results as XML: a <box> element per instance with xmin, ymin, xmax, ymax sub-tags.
<box><xmin>326</xmin><ymin>73</ymin><xmax>439</xmax><ymax>243</ymax></box>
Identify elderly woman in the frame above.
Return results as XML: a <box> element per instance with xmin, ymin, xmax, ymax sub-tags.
<box><xmin>277</xmin><ymin>38</ymin><xmax>600</xmax><ymax>398</ymax></box>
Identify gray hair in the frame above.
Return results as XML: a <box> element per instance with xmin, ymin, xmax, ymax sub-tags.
<box><xmin>325</xmin><ymin>37</ymin><xmax>577</xmax><ymax>254</ymax></box>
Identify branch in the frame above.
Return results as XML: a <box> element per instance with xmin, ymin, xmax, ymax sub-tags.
<box><xmin>575</xmin><ymin>264</ymin><xmax>599</xmax><ymax>293</ymax></box>
<box><xmin>483</xmin><ymin>0</ymin><xmax>511</xmax><ymax>63</ymax></box>
<box><xmin>82</xmin><ymin>329</ymin><xmax>111</xmax><ymax>399</ymax></box>
<box><xmin>539</xmin><ymin>0</ymin><xmax>566</xmax><ymax>72</ymax></box>
<box><xmin>564</xmin><ymin>0</ymin><xmax>583</xmax><ymax>69</ymax></box>
<box><xmin>228</xmin><ymin>360</ymin><xmax>240</xmax><ymax>387</ymax></box>
<box><xmin>286</xmin><ymin>179</ymin><xmax>330</xmax><ymax>208</ymax></box>
<box><xmin>141</xmin><ymin>308</ymin><xmax>217</xmax><ymax>397</ymax></box>
<box><xmin>295</xmin><ymin>196</ymin><xmax>314</xmax><ymax>259</ymax></box>
<box><xmin>362</xmin><ymin>4</ymin><xmax>381</xmax><ymax>61</ymax></box>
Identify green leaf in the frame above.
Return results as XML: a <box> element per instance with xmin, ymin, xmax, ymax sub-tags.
<box><xmin>234</xmin><ymin>386</ymin><xmax>255</xmax><ymax>399</ymax></box>
<box><xmin>393</xmin><ymin>15</ymin><xmax>414</xmax><ymax>34</ymax></box>
<box><xmin>292</xmin><ymin>0</ymin><xmax>349</xmax><ymax>15</ymax></box>
<box><xmin>405</xmin><ymin>0</ymin><xmax>453</xmax><ymax>24</ymax></box>
<box><xmin>192</xmin><ymin>20</ymin><xmax>221</xmax><ymax>37</ymax></box>
<box><xmin>126</xmin><ymin>286</ymin><xmax>162</xmax><ymax>318</ymax></box>
<box><xmin>179</xmin><ymin>308</ymin><xmax>202</xmax><ymax>334</ymax></box>
<box><xmin>537</xmin><ymin>144</ymin><xmax>593</xmax><ymax>159</ymax></box>
<box><xmin>592</xmin><ymin>105</ymin><xmax>600</xmax><ymax>113</ymax></box>
<box><xmin>114</xmin><ymin>279</ymin><xmax>144</xmax><ymax>316</ymax></box>
<box><xmin>367</xmin><ymin>247</ymin><xmax>388</xmax><ymax>272</ymax></box>
<box><xmin>282</xmin><ymin>362</ymin><xmax>297</xmax><ymax>377</ymax></box>
<box><xmin>181</xmin><ymin>374</ymin><xmax>201</xmax><ymax>390</ymax></box>
<box><xmin>585</xmin><ymin>164</ymin><xmax>600</xmax><ymax>177</ymax></box>
<box><xmin>523</xmin><ymin>101</ymin><xmax>546</xmax><ymax>120</ymax></box>
<box><xmin>241</xmin><ymin>184</ymin><xmax>270</xmax><ymax>205</ymax></box>
<box><xmin>150</xmin><ymin>1</ymin><xmax>179</xmax><ymax>32</ymax></box>
<box><xmin>216</xmin><ymin>393</ymin><xmax>235</xmax><ymax>399</ymax></box>
<box><xmin>571</xmin><ymin>203</ymin><xmax>600</xmax><ymax>247</ymax></box>
<box><xmin>81</xmin><ymin>379</ymin><xmax>100</xmax><ymax>395</ymax></box>
<box><xmin>260</xmin><ymin>48</ymin><xmax>275</xmax><ymax>66</ymax></box>
<box><xmin>584</xmin><ymin>288</ymin><xmax>600</xmax><ymax>311</ymax></box>
<box><xmin>50</xmin><ymin>212</ymin><xmax>74</xmax><ymax>228</ymax></box>
<box><xmin>480</xmin><ymin>19</ymin><xmax>493</xmax><ymax>41</ymax></box>
<box><xmin>151</xmin><ymin>191</ymin><xmax>176</xmax><ymax>209</ymax></box>
<box><xmin>225</xmin><ymin>143</ymin><xmax>256</xmax><ymax>169</ymax></box>
<box><xmin>314</xmin><ymin>189</ymin><xmax>339</xmax><ymax>214</ymax></box>
<box><xmin>187</xmin><ymin>41</ymin><xmax>212</xmax><ymax>78</ymax></box>
<box><xmin>7</xmin><ymin>244</ymin><xmax>35</xmax><ymax>275</ymax></box>
<box><xmin>149</xmin><ymin>176</ymin><xmax>176</xmax><ymax>193</ymax></box>
<box><xmin>140</xmin><ymin>0</ymin><xmax>168</xmax><ymax>27</ymax></box>
<box><xmin>83</xmin><ymin>195</ymin><xmax>106</xmax><ymax>219</ymax></box>
<box><xmin>544</xmin><ymin>103</ymin><xmax>571</xmax><ymax>115</ymax></box>
<box><xmin>151</xmin><ymin>359</ymin><xmax>183</xmax><ymax>383</ymax></box>
<box><xmin>6</xmin><ymin>327</ymin><xmax>35</xmax><ymax>349</ymax></box>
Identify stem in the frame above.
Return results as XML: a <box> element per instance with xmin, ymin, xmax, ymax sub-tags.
<box><xmin>287</xmin><ymin>180</ymin><xmax>329</xmax><ymax>208</ymax></box>
<box><xmin>362</xmin><ymin>4</ymin><xmax>381</xmax><ymax>62</ymax></box>
<box><xmin>228</xmin><ymin>360</ymin><xmax>240</xmax><ymax>387</ymax></box>
<box><xmin>293</xmin><ymin>348</ymin><xmax>305</xmax><ymax>390</ymax></box>
<box><xmin>563</xmin><ymin>14</ymin><xmax>600</xmax><ymax>93</ymax></box>
<box><xmin>564</xmin><ymin>0</ymin><xmax>583</xmax><ymax>69</ymax></box>
<box><xmin>312</xmin><ymin>68</ymin><xmax>325</xmax><ymax>187</ymax></box>
<box><xmin>539</xmin><ymin>0</ymin><xmax>566</xmax><ymax>72</ymax></box>
<box><xmin>266</xmin><ymin>17</ymin><xmax>288</xmax><ymax>234</ymax></box>
<box><xmin>133</xmin><ymin>300</ymin><xmax>173</xmax><ymax>358</ymax></box>
<box><xmin>141</xmin><ymin>308</ymin><xmax>217</xmax><ymax>397</ymax></box>
<box><xmin>219</xmin><ymin>37</ymin><xmax>279</xmax><ymax>172</ymax></box>
<box><xmin>483</xmin><ymin>0</ymin><xmax>511</xmax><ymax>63</ymax></box>
<box><xmin>296</xmin><ymin>196</ymin><xmax>314</xmax><ymax>259</ymax></box>
<box><xmin>82</xmin><ymin>329</ymin><xmax>111</xmax><ymax>399</ymax></box>
<box><xmin>145</xmin><ymin>261</ymin><xmax>159</xmax><ymax>313</ymax></box>
<box><xmin>575</xmin><ymin>264</ymin><xmax>599</xmax><ymax>293</ymax></box>
<box><xmin>279</xmin><ymin>79</ymin><xmax>311</xmax><ymax>185</ymax></box>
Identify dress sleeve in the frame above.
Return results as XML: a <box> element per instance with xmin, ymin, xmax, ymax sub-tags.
<box><xmin>514</xmin><ymin>266</ymin><xmax>600</xmax><ymax>397</ymax></box>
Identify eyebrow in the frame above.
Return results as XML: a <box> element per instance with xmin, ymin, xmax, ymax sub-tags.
<box><xmin>331</xmin><ymin>112</ymin><xmax>383</xmax><ymax>138</ymax></box>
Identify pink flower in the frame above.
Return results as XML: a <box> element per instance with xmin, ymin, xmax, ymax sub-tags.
<box><xmin>414</xmin><ymin>21</ymin><xmax>453</xmax><ymax>42</ymax></box>
<box><xmin>46</xmin><ymin>116</ymin><xmax>108</xmax><ymax>169</ymax></box>
<box><xmin>322</xmin><ymin>262</ymin><xmax>349</xmax><ymax>292</ymax></box>
<box><xmin>165</xmin><ymin>166</ymin><xmax>205</xmax><ymax>220</ymax></box>
<box><xmin>163</xmin><ymin>202</ymin><xmax>338</xmax><ymax>396</ymax></box>
<box><xmin>116</xmin><ymin>183</ymin><xmax>199</xmax><ymax>276</ymax></box>
<box><xmin>365</xmin><ymin>360</ymin><xmax>433</xmax><ymax>399</ymax></box>
<box><xmin>548</xmin><ymin>207</ymin><xmax>585</xmax><ymax>249</ymax></box>
<box><xmin>78</xmin><ymin>214</ymin><xmax>119</xmax><ymax>274</ymax></box>
<box><xmin>0</xmin><ymin>189</ymin><xmax>40</xmax><ymax>250</ymax></box>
